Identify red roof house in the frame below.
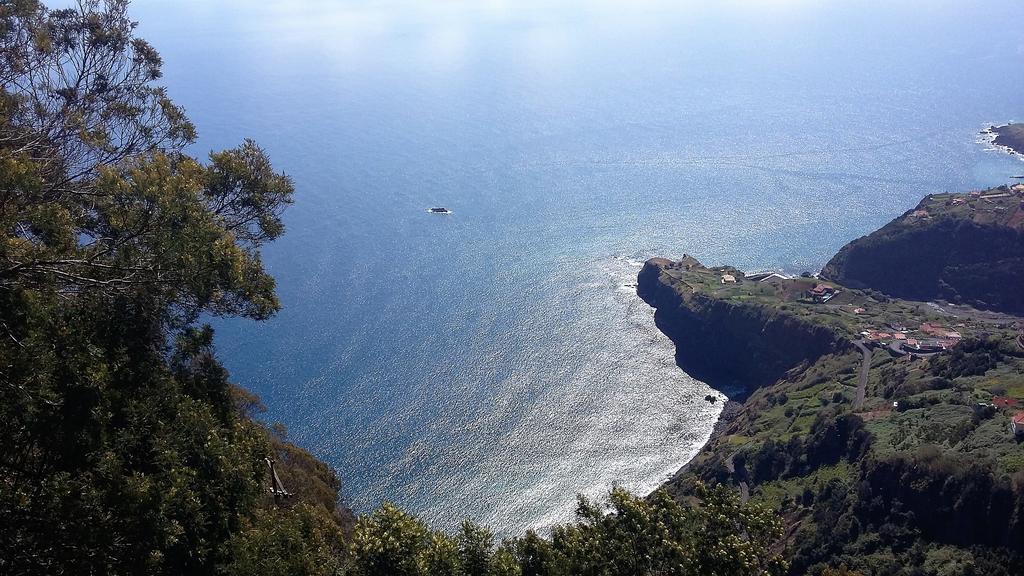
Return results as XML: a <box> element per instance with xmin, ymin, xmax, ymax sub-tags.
<box><xmin>1013</xmin><ymin>413</ymin><xmax>1024</xmax><ymax>436</ymax></box>
<box><xmin>994</xmin><ymin>397</ymin><xmax>1020</xmax><ymax>408</ymax></box>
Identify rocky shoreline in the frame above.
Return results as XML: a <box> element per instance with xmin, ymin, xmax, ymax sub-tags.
<box><xmin>981</xmin><ymin>122</ymin><xmax>1024</xmax><ymax>159</ymax></box>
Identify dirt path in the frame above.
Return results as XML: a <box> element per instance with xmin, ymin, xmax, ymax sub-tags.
<box><xmin>853</xmin><ymin>340</ymin><xmax>871</xmax><ymax>410</ymax></box>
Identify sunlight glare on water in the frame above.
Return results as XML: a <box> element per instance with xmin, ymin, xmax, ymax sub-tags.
<box><xmin>130</xmin><ymin>0</ymin><xmax>1024</xmax><ymax>535</ymax></box>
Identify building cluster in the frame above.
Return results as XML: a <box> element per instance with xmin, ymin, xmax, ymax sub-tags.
<box><xmin>946</xmin><ymin>187</ymin><xmax>1024</xmax><ymax>213</ymax></box>
<box><xmin>968</xmin><ymin>185</ymin><xmax>1024</xmax><ymax>198</ymax></box>
<box><xmin>861</xmin><ymin>321</ymin><xmax>963</xmax><ymax>355</ymax></box>
<box><xmin>933</xmin><ymin>187</ymin><xmax>1024</xmax><ymax>231</ymax></box>
<box><xmin>964</xmin><ymin>185</ymin><xmax>1024</xmax><ymax>206</ymax></box>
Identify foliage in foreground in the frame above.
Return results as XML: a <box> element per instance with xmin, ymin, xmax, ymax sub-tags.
<box><xmin>343</xmin><ymin>486</ymin><xmax>786</xmax><ymax>576</ymax></box>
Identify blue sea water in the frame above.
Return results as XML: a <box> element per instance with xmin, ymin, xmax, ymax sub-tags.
<box><xmin>132</xmin><ymin>0</ymin><xmax>1024</xmax><ymax>535</ymax></box>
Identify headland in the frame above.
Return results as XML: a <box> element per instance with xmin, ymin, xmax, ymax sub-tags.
<box><xmin>982</xmin><ymin>122</ymin><xmax>1024</xmax><ymax>159</ymax></box>
<box><xmin>640</xmin><ymin>186</ymin><xmax>1024</xmax><ymax>571</ymax></box>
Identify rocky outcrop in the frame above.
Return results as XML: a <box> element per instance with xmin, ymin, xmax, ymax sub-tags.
<box><xmin>991</xmin><ymin>123</ymin><xmax>1024</xmax><ymax>156</ymax></box>
<box><xmin>822</xmin><ymin>202</ymin><xmax>1024</xmax><ymax>314</ymax></box>
<box><xmin>637</xmin><ymin>258</ymin><xmax>852</xmax><ymax>397</ymax></box>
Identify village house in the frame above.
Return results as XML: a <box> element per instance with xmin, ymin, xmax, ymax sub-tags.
<box><xmin>865</xmin><ymin>331</ymin><xmax>893</xmax><ymax>342</ymax></box>
<box><xmin>1013</xmin><ymin>413</ymin><xmax>1024</xmax><ymax>436</ymax></box>
<box><xmin>808</xmin><ymin>283</ymin><xmax>839</xmax><ymax>303</ymax></box>
<box><xmin>753</xmin><ymin>272</ymin><xmax>789</xmax><ymax>284</ymax></box>
<box><xmin>994</xmin><ymin>397</ymin><xmax>1020</xmax><ymax>409</ymax></box>
<box><xmin>913</xmin><ymin>339</ymin><xmax>950</xmax><ymax>353</ymax></box>
<box><xmin>721</xmin><ymin>274</ymin><xmax>736</xmax><ymax>284</ymax></box>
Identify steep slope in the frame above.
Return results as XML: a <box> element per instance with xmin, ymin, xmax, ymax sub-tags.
<box><xmin>822</xmin><ymin>188</ymin><xmax>1024</xmax><ymax>314</ymax></box>
<box><xmin>638</xmin><ymin>257</ymin><xmax>851</xmax><ymax>395</ymax></box>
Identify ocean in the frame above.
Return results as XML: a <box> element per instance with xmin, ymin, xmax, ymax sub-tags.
<box><xmin>131</xmin><ymin>0</ymin><xmax>1024</xmax><ymax>535</ymax></box>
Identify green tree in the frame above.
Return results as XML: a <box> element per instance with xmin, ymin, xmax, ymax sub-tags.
<box><xmin>459</xmin><ymin>520</ymin><xmax>496</xmax><ymax>576</ymax></box>
<box><xmin>537</xmin><ymin>484</ymin><xmax>787</xmax><ymax>576</ymax></box>
<box><xmin>350</xmin><ymin>503</ymin><xmax>447</xmax><ymax>576</ymax></box>
<box><xmin>223</xmin><ymin>504</ymin><xmax>349</xmax><ymax>576</ymax></box>
<box><xmin>0</xmin><ymin>0</ymin><xmax>292</xmax><ymax>323</ymax></box>
<box><xmin>345</xmin><ymin>485</ymin><xmax>787</xmax><ymax>576</ymax></box>
<box><xmin>0</xmin><ymin>1</ymin><xmax>304</xmax><ymax>574</ymax></box>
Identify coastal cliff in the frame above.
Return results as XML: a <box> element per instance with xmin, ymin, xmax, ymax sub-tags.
<box><xmin>822</xmin><ymin>187</ymin><xmax>1024</xmax><ymax>314</ymax></box>
<box><xmin>641</xmin><ymin>190</ymin><xmax>1024</xmax><ymax>573</ymax></box>
<box><xmin>638</xmin><ymin>258</ymin><xmax>851</xmax><ymax>395</ymax></box>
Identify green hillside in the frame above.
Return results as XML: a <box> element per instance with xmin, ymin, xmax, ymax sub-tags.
<box><xmin>822</xmin><ymin>188</ymin><xmax>1024</xmax><ymax>314</ymax></box>
<box><xmin>640</xmin><ymin>256</ymin><xmax>1024</xmax><ymax>574</ymax></box>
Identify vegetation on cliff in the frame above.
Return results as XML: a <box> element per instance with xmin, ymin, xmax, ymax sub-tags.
<box><xmin>0</xmin><ymin>1</ymin><xmax>352</xmax><ymax>572</ymax></box>
<box><xmin>0</xmin><ymin>2</ymin><xmax>794</xmax><ymax>575</ymax></box>
<box><xmin>639</xmin><ymin>252</ymin><xmax>1024</xmax><ymax>575</ymax></box>
<box><xmin>822</xmin><ymin>188</ymin><xmax>1024</xmax><ymax>314</ymax></box>
<box><xmin>638</xmin><ymin>257</ymin><xmax>851</xmax><ymax>394</ymax></box>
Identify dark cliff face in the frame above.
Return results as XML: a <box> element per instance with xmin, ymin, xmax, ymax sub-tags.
<box><xmin>822</xmin><ymin>211</ymin><xmax>1024</xmax><ymax>314</ymax></box>
<box><xmin>638</xmin><ymin>259</ymin><xmax>851</xmax><ymax>397</ymax></box>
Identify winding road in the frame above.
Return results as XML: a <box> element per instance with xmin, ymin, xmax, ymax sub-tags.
<box><xmin>852</xmin><ymin>340</ymin><xmax>871</xmax><ymax>410</ymax></box>
<box><xmin>724</xmin><ymin>454</ymin><xmax>750</xmax><ymax>504</ymax></box>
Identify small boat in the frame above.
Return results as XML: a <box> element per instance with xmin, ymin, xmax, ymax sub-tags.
<box><xmin>427</xmin><ymin>207</ymin><xmax>452</xmax><ymax>214</ymax></box>
<box><xmin>1012</xmin><ymin>175</ymin><xmax>1024</xmax><ymax>179</ymax></box>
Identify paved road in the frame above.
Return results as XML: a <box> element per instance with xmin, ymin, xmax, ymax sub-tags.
<box><xmin>724</xmin><ymin>454</ymin><xmax>750</xmax><ymax>504</ymax></box>
<box><xmin>852</xmin><ymin>340</ymin><xmax>871</xmax><ymax>410</ymax></box>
